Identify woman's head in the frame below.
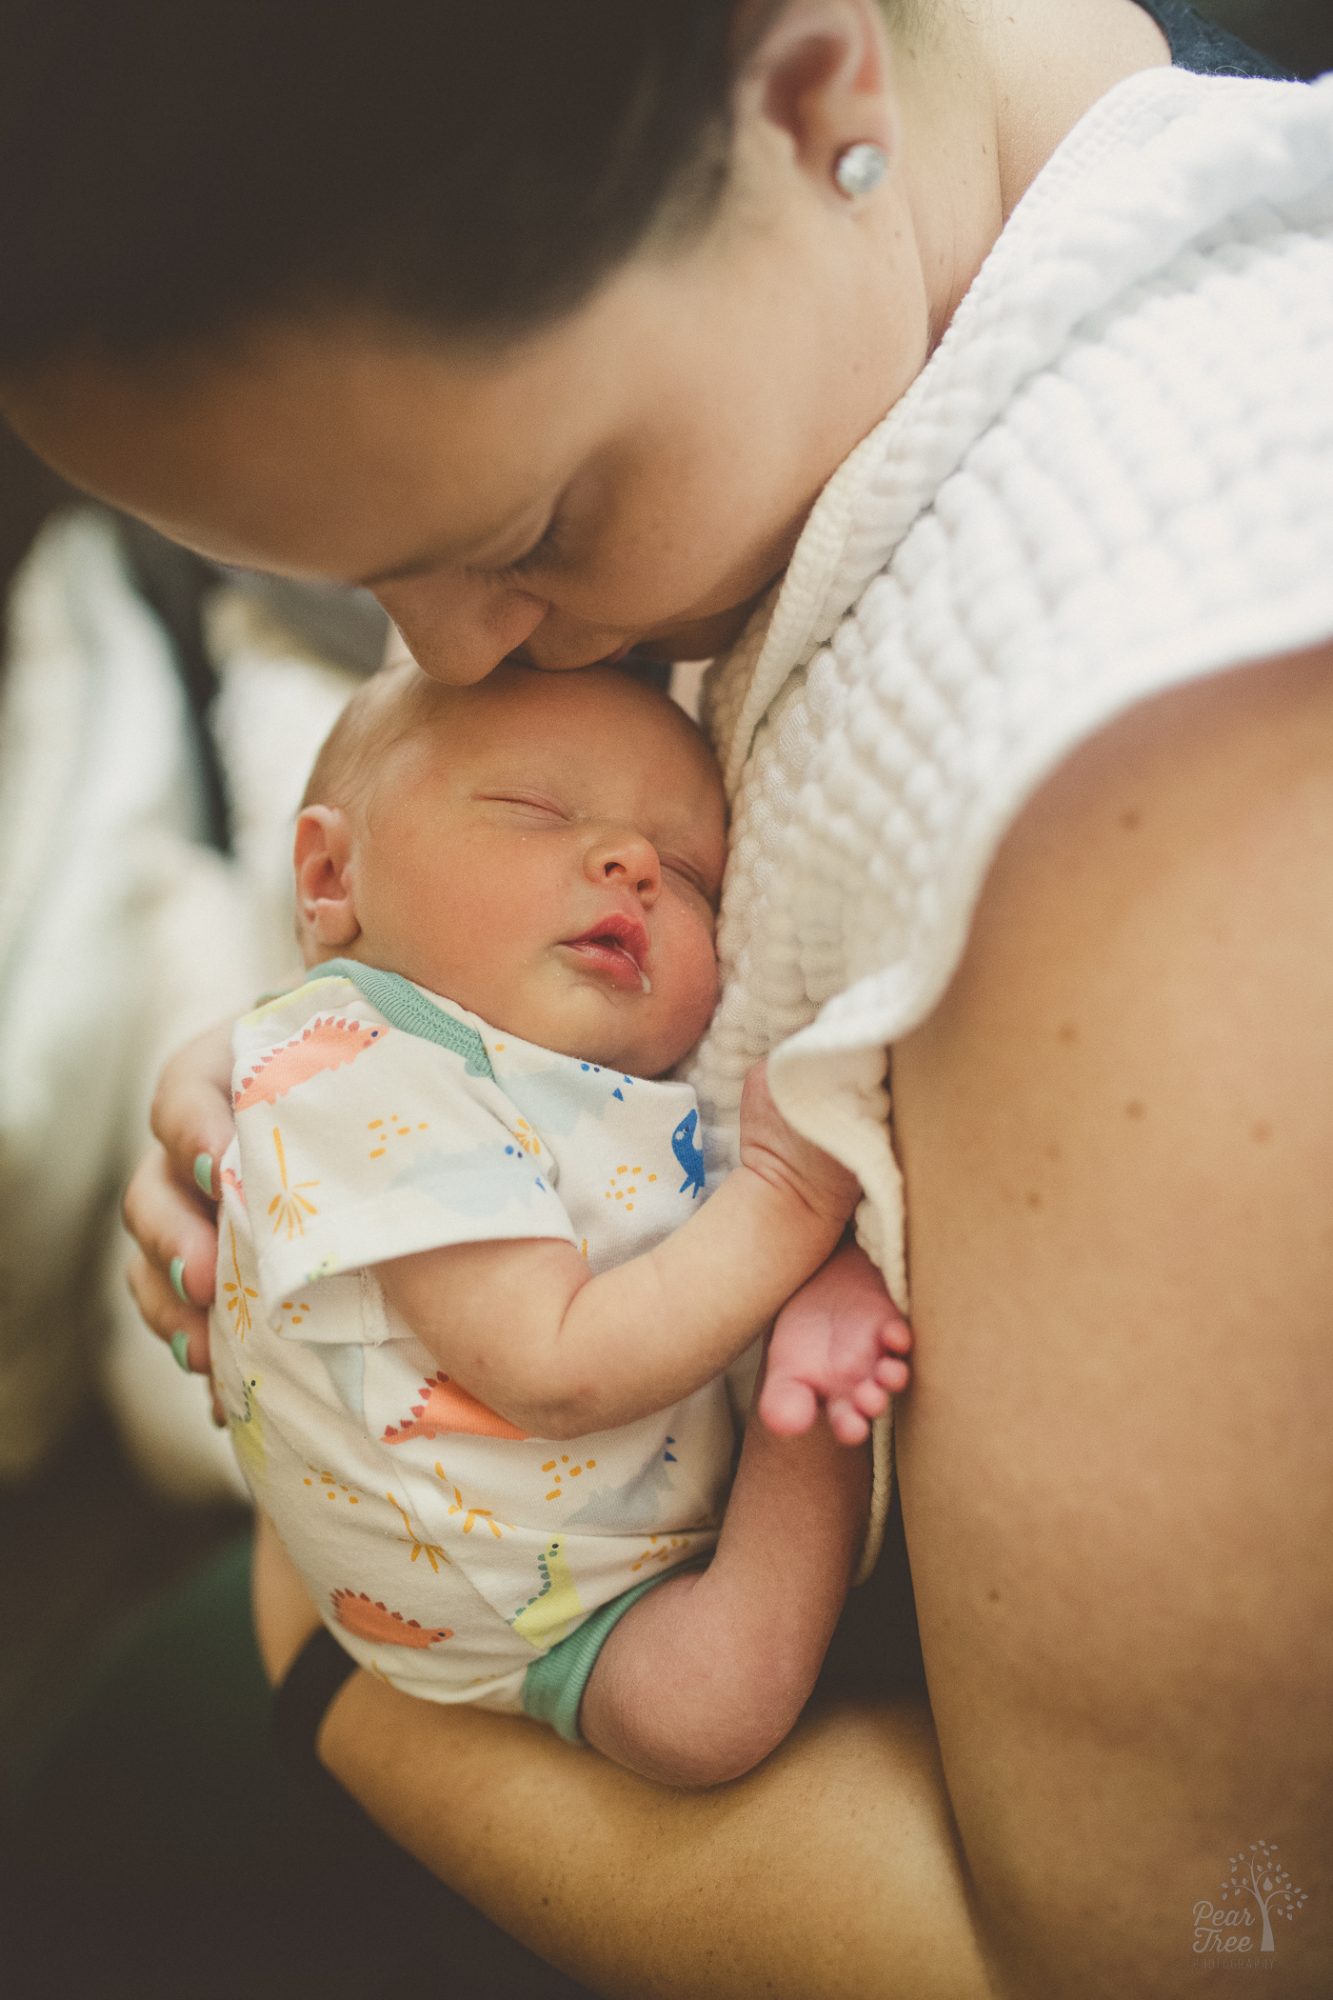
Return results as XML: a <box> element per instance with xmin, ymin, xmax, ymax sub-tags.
<box><xmin>1</xmin><ymin>0</ymin><xmax>962</xmax><ymax>678</ymax></box>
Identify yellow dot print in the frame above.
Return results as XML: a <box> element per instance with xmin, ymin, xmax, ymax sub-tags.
<box><xmin>368</xmin><ymin>1112</ymin><xmax>429</xmax><ymax>1161</ymax></box>
<box><xmin>603</xmin><ymin>1163</ymin><xmax>643</xmax><ymax>1212</ymax></box>
<box><xmin>302</xmin><ymin>1467</ymin><xmax>361</xmax><ymax>1505</ymax></box>
<box><xmin>541</xmin><ymin>1453</ymin><xmax>598</xmax><ymax>1502</ymax></box>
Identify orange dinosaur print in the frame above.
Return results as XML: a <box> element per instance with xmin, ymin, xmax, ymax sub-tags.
<box><xmin>331</xmin><ymin>1589</ymin><xmax>452</xmax><ymax>1649</ymax></box>
<box><xmin>233</xmin><ymin>1016</ymin><xmax>388</xmax><ymax>1110</ymax></box>
<box><xmin>382</xmin><ymin>1371</ymin><xmax>529</xmax><ymax>1443</ymax></box>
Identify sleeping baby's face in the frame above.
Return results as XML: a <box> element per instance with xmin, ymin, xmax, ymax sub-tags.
<box><xmin>296</xmin><ymin>663</ymin><xmax>726</xmax><ymax>1076</ymax></box>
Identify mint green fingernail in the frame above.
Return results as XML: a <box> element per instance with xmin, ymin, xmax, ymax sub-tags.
<box><xmin>193</xmin><ymin>1152</ymin><xmax>216</xmax><ymax>1198</ymax></box>
<box><xmin>170</xmin><ymin>1331</ymin><xmax>192</xmax><ymax>1372</ymax></box>
<box><xmin>169</xmin><ymin>1255</ymin><xmax>189</xmax><ymax>1304</ymax></box>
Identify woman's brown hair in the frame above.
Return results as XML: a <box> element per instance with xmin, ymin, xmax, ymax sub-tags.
<box><xmin>0</xmin><ymin>1</ymin><xmax>787</xmax><ymax>368</ymax></box>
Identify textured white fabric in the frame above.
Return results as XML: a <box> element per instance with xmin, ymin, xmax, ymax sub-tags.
<box><xmin>689</xmin><ymin>67</ymin><xmax>1333</xmax><ymax>1573</ymax></box>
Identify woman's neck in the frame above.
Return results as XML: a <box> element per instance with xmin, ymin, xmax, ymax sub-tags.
<box><xmin>893</xmin><ymin>0</ymin><xmax>1171</xmax><ymax>346</ymax></box>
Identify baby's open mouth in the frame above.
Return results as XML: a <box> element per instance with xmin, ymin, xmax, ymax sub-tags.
<box><xmin>562</xmin><ymin>916</ymin><xmax>652</xmax><ymax>994</ymax></box>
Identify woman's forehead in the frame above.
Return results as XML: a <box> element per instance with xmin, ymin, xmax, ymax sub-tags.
<box><xmin>2</xmin><ymin>265</ymin><xmax>674</xmax><ymax>581</ymax></box>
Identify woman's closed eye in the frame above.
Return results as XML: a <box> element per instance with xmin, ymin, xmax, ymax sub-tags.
<box><xmin>481</xmin><ymin>513</ymin><xmax>564</xmax><ymax>584</ymax></box>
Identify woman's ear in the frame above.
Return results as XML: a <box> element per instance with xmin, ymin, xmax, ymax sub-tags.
<box><xmin>294</xmin><ymin>805</ymin><xmax>361</xmax><ymax>949</ymax></box>
<box><xmin>735</xmin><ymin>0</ymin><xmax>898</xmax><ymax>203</ymax></box>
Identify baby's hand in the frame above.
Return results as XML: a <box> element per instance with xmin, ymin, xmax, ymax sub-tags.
<box><xmin>737</xmin><ymin>1062</ymin><xmax>860</xmax><ymax>1227</ymax></box>
<box><xmin>759</xmin><ymin>1241</ymin><xmax>912</xmax><ymax>1446</ymax></box>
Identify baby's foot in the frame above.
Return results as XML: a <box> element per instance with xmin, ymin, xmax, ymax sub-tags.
<box><xmin>759</xmin><ymin>1242</ymin><xmax>912</xmax><ymax>1445</ymax></box>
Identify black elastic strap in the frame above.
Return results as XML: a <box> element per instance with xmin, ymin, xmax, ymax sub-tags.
<box><xmin>272</xmin><ymin>1625</ymin><xmax>359</xmax><ymax>1780</ymax></box>
<box><xmin>1130</xmin><ymin>0</ymin><xmax>1292</xmax><ymax>80</ymax></box>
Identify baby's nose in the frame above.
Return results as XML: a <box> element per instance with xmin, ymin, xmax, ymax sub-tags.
<box><xmin>585</xmin><ymin>828</ymin><xmax>661</xmax><ymax>901</ymax></box>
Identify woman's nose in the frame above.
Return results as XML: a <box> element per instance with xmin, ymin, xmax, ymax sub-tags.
<box><xmin>372</xmin><ymin>572</ymin><xmax>548</xmax><ymax>685</ymax></box>
<box><xmin>584</xmin><ymin>828</ymin><xmax>661</xmax><ymax>903</ymax></box>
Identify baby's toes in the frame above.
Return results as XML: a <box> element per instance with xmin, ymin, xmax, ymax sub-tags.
<box><xmin>879</xmin><ymin>1312</ymin><xmax>913</xmax><ymax>1353</ymax></box>
<box><xmin>827</xmin><ymin>1397</ymin><xmax>870</xmax><ymax>1446</ymax></box>
<box><xmin>851</xmin><ymin>1379</ymin><xmax>889</xmax><ymax>1420</ymax></box>
<box><xmin>875</xmin><ymin>1355</ymin><xmax>911</xmax><ymax>1391</ymax></box>
<box><xmin>758</xmin><ymin>1374</ymin><xmax>819</xmax><ymax>1437</ymax></box>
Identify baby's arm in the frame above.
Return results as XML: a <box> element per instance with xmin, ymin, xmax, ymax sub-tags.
<box><xmin>759</xmin><ymin>1240</ymin><xmax>912</xmax><ymax>1445</ymax></box>
<box><xmin>377</xmin><ymin>1065</ymin><xmax>857</xmax><ymax>1438</ymax></box>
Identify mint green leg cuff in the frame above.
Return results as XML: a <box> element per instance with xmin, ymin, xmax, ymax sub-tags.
<box><xmin>521</xmin><ymin>1561</ymin><xmax>704</xmax><ymax>1746</ymax></box>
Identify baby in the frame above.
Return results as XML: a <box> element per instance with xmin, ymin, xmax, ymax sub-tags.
<box><xmin>211</xmin><ymin>661</ymin><xmax>910</xmax><ymax>1787</ymax></box>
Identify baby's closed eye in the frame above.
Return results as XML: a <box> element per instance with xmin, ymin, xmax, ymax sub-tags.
<box><xmin>477</xmin><ymin>792</ymin><xmax>569</xmax><ymax>820</ymax></box>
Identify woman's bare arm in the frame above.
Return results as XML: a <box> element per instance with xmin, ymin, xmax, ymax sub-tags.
<box><xmin>252</xmin><ymin>1515</ymin><xmax>995</xmax><ymax>2000</ymax></box>
<box><xmin>892</xmin><ymin>645</ymin><xmax>1333</xmax><ymax>1996</ymax></box>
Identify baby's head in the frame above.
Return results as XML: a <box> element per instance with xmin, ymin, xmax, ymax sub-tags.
<box><xmin>295</xmin><ymin>662</ymin><xmax>726</xmax><ymax>1077</ymax></box>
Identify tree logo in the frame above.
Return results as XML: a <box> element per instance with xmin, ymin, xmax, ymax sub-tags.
<box><xmin>1192</xmin><ymin>1841</ymin><xmax>1309</xmax><ymax>1958</ymax></box>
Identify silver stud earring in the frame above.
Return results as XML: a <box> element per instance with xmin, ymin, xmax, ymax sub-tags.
<box><xmin>832</xmin><ymin>141</ymin><xmax>889</xmax><ymax>201</ymax></box>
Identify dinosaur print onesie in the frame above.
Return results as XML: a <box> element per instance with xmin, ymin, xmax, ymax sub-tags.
<box><xmin>211</xmin><ymin>963</ymin><xmax>734</xmax><ymax>1720</ymax></box>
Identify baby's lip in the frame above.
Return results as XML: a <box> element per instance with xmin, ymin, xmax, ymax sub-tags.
<box><xmin>563</xmin><ymin>910</ymin><xmax>650</xmax><ymax>975</ymax></box>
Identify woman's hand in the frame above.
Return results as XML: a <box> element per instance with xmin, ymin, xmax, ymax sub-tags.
<box><xmin>123</xmin><ymin>1016</ymin><xmax>236</xmax><ymax>1378</ymax></box>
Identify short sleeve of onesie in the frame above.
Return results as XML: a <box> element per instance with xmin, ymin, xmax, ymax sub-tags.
<box><xmin>231</xmin><ymin>966</ymin><xmax>577</xmax><ymax>1332</ymax></box>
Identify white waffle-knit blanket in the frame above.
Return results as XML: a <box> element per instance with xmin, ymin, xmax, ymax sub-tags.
<box><xmin>690</xmin><ymin>66</ymin><xmax>1333</xmax><ymax>1575</ymax></box>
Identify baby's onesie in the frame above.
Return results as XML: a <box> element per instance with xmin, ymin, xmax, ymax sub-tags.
<box><xmin>211</xmin><ymin>960</ymin><xmax>734</xmax><ymax>1726</ymax></box>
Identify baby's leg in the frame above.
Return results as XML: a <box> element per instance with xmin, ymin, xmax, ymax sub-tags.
<box><xmin>579</xmin><ymin>1375</ymin><xmax>869</xmax><ymax>1789</ymax></box>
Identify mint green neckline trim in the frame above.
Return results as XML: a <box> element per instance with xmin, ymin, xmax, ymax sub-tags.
<box><xmin>304</xmin><ymin>960</ymin><xmax>494</xmax><ymax>1081</ymax></box>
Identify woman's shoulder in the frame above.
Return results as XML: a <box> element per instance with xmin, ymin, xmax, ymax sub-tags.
<box><xmin>697</xmin><ymin>66</ymin><xmax>1333</xmax><ymax>1229</ymax></box>
<box><xmin>717</xmin><ymin>71</ymin><xmax>1332</xmax><ymax>1018</ymax></box>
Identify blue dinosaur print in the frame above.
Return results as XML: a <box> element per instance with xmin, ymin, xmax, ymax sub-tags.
<box><xmin>671</xmin><ymin>1110</ymin><xmax>706</xmax><ymax>1199</ymax></box>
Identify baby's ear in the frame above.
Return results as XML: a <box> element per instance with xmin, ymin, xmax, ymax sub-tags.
<box><xmin>294</xmin><ymin>806</ymin><xmax>361</xmax><ymax>949</ymax></box>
